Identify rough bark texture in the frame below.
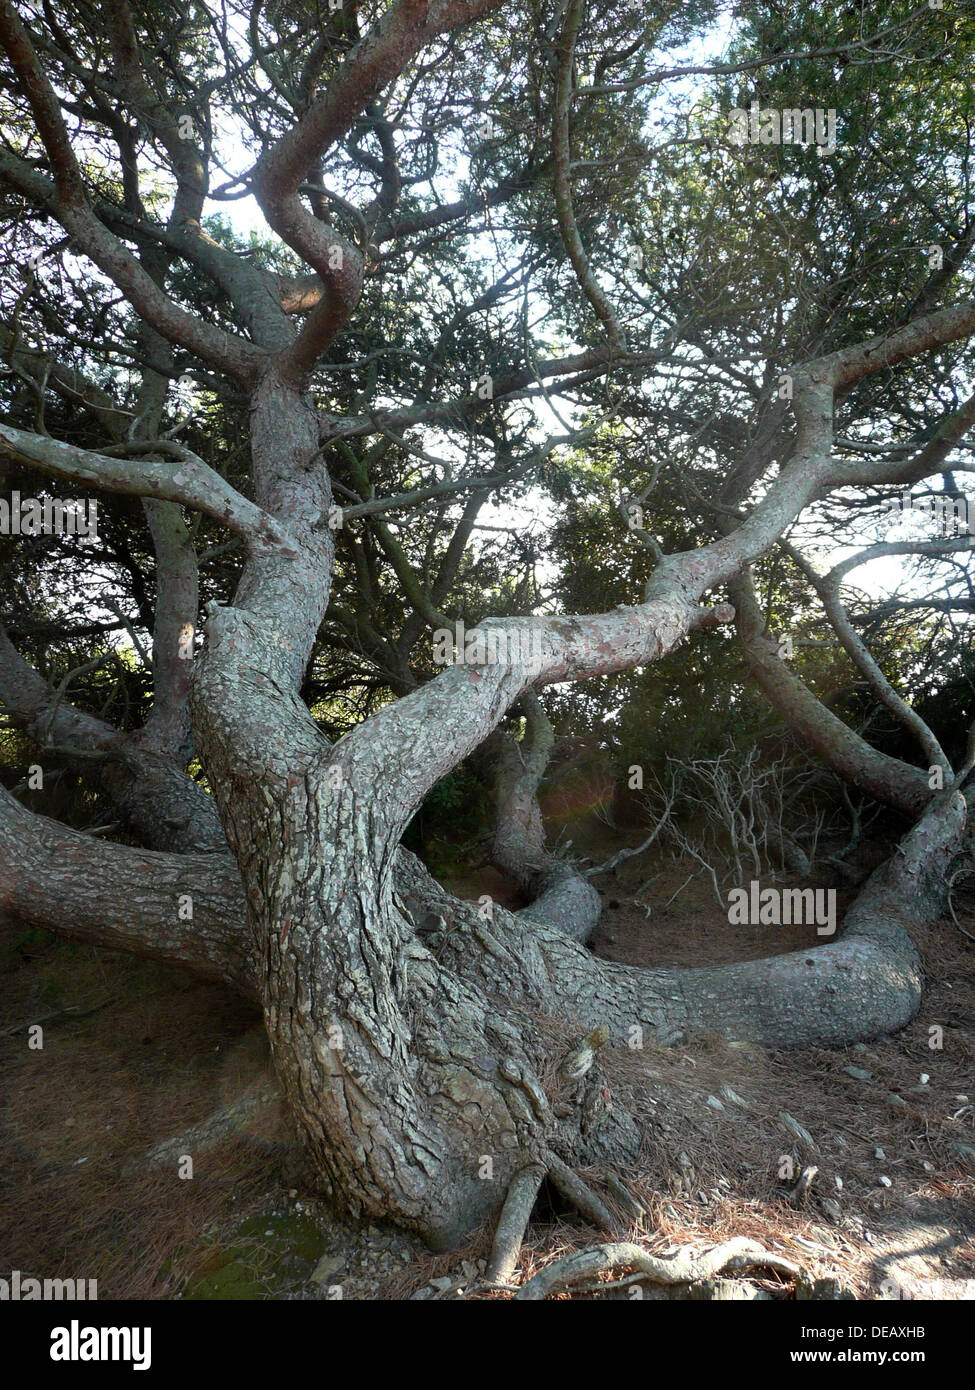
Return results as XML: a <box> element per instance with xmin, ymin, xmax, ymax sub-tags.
<box><xmin>3</xmin><ymin>738</ymin><xmax>966</xmax><ymax>1245</ymax></box>
<box><xmin>0</xmin><ymin>787</ymin><xmax>252</xmax><ymax>992</ymax></box>
<box><xmin>4</xmin><ymin>352</ymin><xmax>968</xmax><ymax>1247</ymax></box>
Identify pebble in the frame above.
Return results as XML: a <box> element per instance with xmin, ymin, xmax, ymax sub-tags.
<box><xmin>311</xmin><ymin>1253</ymin><xmax>346</xmax><ymax>1284</ymax></box>
<box><xmin>719</xmin><ymin>1084</ymin><xmax>748</xmax><ymax>1108</ymax></box>
<box><xmin>778</xmin><ymin>1112</ymin><xmax>815</xmax><ymax>1147</ymax></box>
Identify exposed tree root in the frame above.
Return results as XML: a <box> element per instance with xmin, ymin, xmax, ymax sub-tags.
<box><xmin>603</xmin><ymin>1171</ymin><xmax>646</xmax><ymax>1220</ymax></box>
<box><xmin>517</xmin><ymin>862</ymin><xmax>601</xmax><ymax>943</ymax></box>
<box><xmin>545</xmin><ymin>1153</ymin><xmax>616</xmax><ymax>1229</ymax></box>
<box><xmin>484</xmin><ymin>1163</ymin><xmax>547</xmax><ymax>1285</ymax></box>
<box><xmin>484</xmin><ymin>1149</ymin><xmax>618</xmax><ymax>1287</ymax></box>
<box><xmin>514</xmin><ymin>1236</ymin><xmax>801</xmax><ymax>1301</ymax></box>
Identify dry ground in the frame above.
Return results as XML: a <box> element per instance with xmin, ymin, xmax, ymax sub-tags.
<box><xmin>1</xmin><ymin>829</ymin><xmax>973</xmax><ymax>1301</ymax></box>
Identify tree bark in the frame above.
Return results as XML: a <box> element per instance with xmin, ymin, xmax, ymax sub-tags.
<box><xmin>6</xmin><ymin>755</ymin><xmax>963</xmax><ymax>1248</ymax></box>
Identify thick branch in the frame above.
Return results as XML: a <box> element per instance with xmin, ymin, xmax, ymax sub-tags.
<box><xmin>0</xmin><ymin>788</ymin><xmax>252</xmax><ymax>993</ymax></box>
<box><xmin>252</xmin><ymin>0</ymin><xmax>508</xmax><ymax>373</ymax></box>
<box><xmin>729</xmin><ymin>570</ymin><xmax>931</xmax><ymax>818</ymax></box>
<box><xmin>0</xmin><ymin>423</ymin><xmax>296</xmax><ymax>556</ymax></box>
<box><xmin>552</xmin><ymin>0</ymin><xmax>625</xmax><ymax>351</ymax></box>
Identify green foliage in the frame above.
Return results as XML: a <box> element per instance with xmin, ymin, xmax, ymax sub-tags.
<box><xmin>403</xmin><ymin>766</ymin><xmax>494</xmax><ymax>875</ymax></box>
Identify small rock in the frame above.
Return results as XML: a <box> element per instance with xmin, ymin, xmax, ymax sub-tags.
<box><xmin>919</xmin><ymin>1074</ymin><xmax>929</xmax><ymax>1085</ymax></box>
<box><xmin>843</xmin><ymin>1066</ymin><xmax>872</xmax><ymax>1081</ymax></box>
<box><xmin>778</xmin><ymin>1112</ymin><xmax>815</xmax><ymax>1147</ymax></box>
<box><xmin>875</xmin><ymin>1147</ymin><xmax>886</xmax><ymax>1159</ymax></box>
<box><xmin>879</xmin><ymin>1176</ymin><xmax>892</xmax><ymax>1188</ymax></box>
<box><xmin>719</xmin><ymin>1084</ymin><xmax>748</xmax><ymax>1108</ymax></box>
<box><xmin>311</xmin><ymin>1253</ymin><xmax>346</xmax><ymax>1285</ymax></box>
<box><xmin>706</xmin><ymin>1095</ymin><xmax>725</xmax><ymax>1111</ymax></box>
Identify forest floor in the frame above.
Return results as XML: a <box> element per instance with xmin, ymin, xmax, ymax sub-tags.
<box><xmin>1</xmin><ymin>824</ymin><xmax>973</xmax><ymax>1301</ymax></box>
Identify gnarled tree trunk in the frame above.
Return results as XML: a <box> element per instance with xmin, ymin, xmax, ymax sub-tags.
<box><xmin>2</xmin><ymin>0</ymin><xmax>974</xmax><ymax>1257</ymax></box>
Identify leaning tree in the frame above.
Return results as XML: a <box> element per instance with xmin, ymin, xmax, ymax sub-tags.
<box><xmin>1</xmin><ymin>0</ymin><xmax>974</xmax><ymax>1251</ymax></box>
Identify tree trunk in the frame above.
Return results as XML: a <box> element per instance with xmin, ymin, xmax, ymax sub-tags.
<box><xmin>5</xmin><ymin>754</ymin><xmax>964</xmax><ymax>1247</ymax></box>
<box><xmin>3</xmin><ymin>367</ymin><xmax>970</xmax><ymax>1248</ymax></box>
